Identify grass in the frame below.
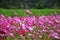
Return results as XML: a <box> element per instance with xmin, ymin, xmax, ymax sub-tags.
<box><xmin>0</xmin><ymin>8</ymin><xmax>60</xmax><ymax>17</ymax></box>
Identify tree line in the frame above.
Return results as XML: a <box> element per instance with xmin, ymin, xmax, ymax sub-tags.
<box><xmin>0</xmin><ymin>0</ymin><xmax>60</xmax><ymax>9</ymax></box>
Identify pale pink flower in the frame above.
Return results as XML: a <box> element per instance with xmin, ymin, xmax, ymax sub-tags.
<box><xmin>26</xmin><ymin>9</ymin><xmax>32</xmax><ymax>14</ymax></box>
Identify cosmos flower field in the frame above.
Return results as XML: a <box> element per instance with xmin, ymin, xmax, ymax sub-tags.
<box><xmin>0</xmin><ymin>10</ymin><xmax>60</xmax><ymax>40</ymax></box>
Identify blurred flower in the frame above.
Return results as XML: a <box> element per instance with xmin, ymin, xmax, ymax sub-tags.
<box><xmin>27</xmin><ymin>26</ymin><xmax>33</xmax><ymax>32</ymax></box>
<box><xmin>56</xmin><ymin>29</ymin><xmax>60</xmax><ymax>32</ymax></box>
<box><xmin>26</xmin><ymin>9</ymin><xmax>32</xmax><ymax>14</ymax></box>
<box><xmin>49</xmin><ymin>32</ymin><xmax>59</xmax><ymax>39</ymax></box>
<box><xmin>38</xmin><ymin>30</ymin><xmax>43</xmax><ymax>35</ymax></box>
<box><xmin>19</xmin><ymin>30</ymin><xmax>25</xmax><ymax>36</ymax></box>
<box><xmin>39</xmin><ymin>35</ymin><xmax>42</xmax><ymax>38</ymax></box>
<box><xmin>0</xmin><ymin>14</ymin><xmax>60</xmax><ymax>40</ymax></box>
<box><xmin>28</xmin><ymin>33</ymin><xmax>35</xmax><ymax>37</ymax></box>
<box><xmin>9</xmin><ymin>33</ymin><xmax>14</xmax><ymax>37</ymax></box>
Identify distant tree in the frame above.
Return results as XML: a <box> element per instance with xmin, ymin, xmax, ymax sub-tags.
<box><xmin>0</xmin><ymin>0</ymin><xmax>60</xmax><ymax>9</ymax></box>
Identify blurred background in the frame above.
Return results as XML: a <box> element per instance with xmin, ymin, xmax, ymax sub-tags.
<box><xmin>0</xmin><ymin>0</ymin><xmax>60</xmax><ymax>17</ymax></box>
<box><xmin>0</xmin><ymin>0</ymin><xmax>60</xmax><ymax>9</ymax></box>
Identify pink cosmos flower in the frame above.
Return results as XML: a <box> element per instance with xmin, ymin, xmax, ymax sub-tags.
<box><xmin>38</xmin><ymin>30</ymin><xmax>43</xmax><ymax>35</ymax></box>
<box><xmin>38</xmin><ymin>16</ymin><xmax>45</xmax><ymax>25</ymax></box>
<box><xmin>0</xmin><ymin>14</ymin><xmax>60</xmax><ymax>40</ymax></box>
<box><xmin>7</xmin><ymin>16</ymin><xmax>13</xmax><ymax>25</ymax></box>
<box><xmin>0</xmin><ymin>14</ymin><xmax>5</xmax><ymax>18</ymax></box>
<box><xmin>9</xmin><ymin>33</ymin><xmax>14</xmax><ymax>37</ymax></box>
<box><xmin>39</xmin><ymin>35</ymin><xmax>43</xmax><ymax>38</ymax></box>
<box><xmin>26</xmin><ymin>9</ymin><xmax>32</xmax><ymax>14</ymax></box>
<box><xmin>1</xmin><ymin>22</ymin><xmax>7</xmax><ymax>27</ymax></box>
<box><xmin>27</xmin><ymin>26</ymin><xmax>33</xmax><ymax>32</ymax></box>
<box><xmin>19</xmin><ymin>30</ymin><xmax>25</xmax><ymax>36</ymax></box>
<box><xmin>49</xmin><ymin>32</ymin><xmax>59</xmax><ymax>39</ymax></box>
<box><xmin>56</xmin><ymin>29</ymin><xmax>60</xmax><ymax>32</ymax></box>
<box><xmin>24</xmin><ymin>29</ymin><xmax>28</xmax><ymax>33</ymax></box>
<box><xmin>28</xmin><ymin>33</ymin><xmax>35</xmax><ymax>37</ymax></box>
<box><xmin>20</xmin><ymin>17</ymin><xmax>24</xmax><ymax>21</ymax></box>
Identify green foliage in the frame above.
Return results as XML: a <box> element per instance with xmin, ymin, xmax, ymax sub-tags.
<box><xmin>0</xmin><ymin>9</ymin><xmax>60</xmax><ymax>17</ymax></box>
